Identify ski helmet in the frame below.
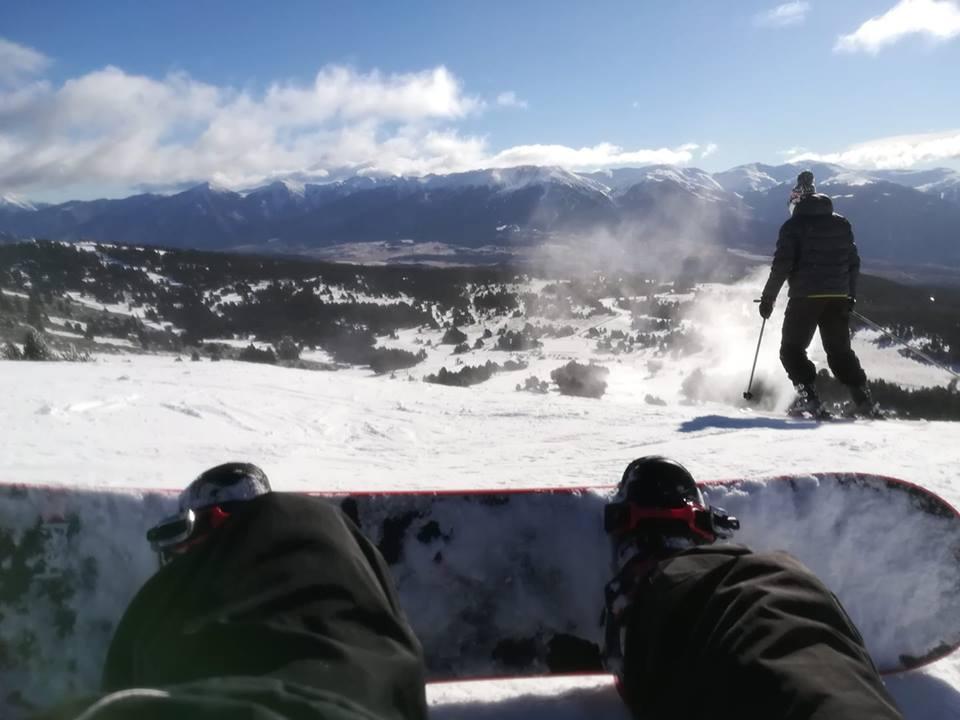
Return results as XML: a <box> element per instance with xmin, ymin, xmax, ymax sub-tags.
<box><xmin>788</xmin><ymin>170</ymin><xmax>816</xmax><ymax>216</ymax></box>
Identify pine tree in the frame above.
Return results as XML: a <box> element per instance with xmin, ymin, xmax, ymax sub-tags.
<box><xmin>26</xmin><ymin>292</ymin><xmax>45</xmax><ymax>331</ymax></box>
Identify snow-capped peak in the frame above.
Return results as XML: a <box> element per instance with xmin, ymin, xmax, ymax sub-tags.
<box><xmin>0</xmin><ymin>194</ymin><xmax>38</xmax><ymax>211</ymax></box>
<box><xmin>639</xmin><ymin>165</ymin><xmax>725</xmax><ymax>194</ymax></box>
<box><xmin>420</xmin><ymin>166</ymin><xmax>610</xmax><ymax>195</ymax></box>
<box><xmin>711</xmin><ymin>164</ymin><xmax>782</xmax><ymax>194</ymax></box>
<box><xmin>277</xmin><ymin>179</ymin><xmax>306</xmax><ymax>197</ymax></box>
<box><xmin>491</xmin><ymin>166</ymin><xmax>609</xmax><ymax>194</ymax></box>
<box><xmin>179</xmin><ymin>181</ymin><xmax>238</xmax><ymax>197</ymax></box>
<box><xmin>585</xmin><ymin>166</ymin><xmax>726</xmax><ymax>202</ymax></box>
<box><xmin>820</xmin><ymin>171</ymin><xmax>877</xmax><ymax>188</ymax></box>
<box><xmin>247</xmin><ymin>179</ymin><xmax>307</xmax><ymax>199</ymax></box>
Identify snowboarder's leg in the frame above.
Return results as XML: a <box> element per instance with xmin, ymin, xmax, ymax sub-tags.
<box><xmin>46</xmin><ymin>491</ymin><xmax>428</xmax><ymax>720</ymax></box>
<box><xmin>619</xmin><ymin>547</ymin><xmax>903</xmax><ymax>720</ymax></box>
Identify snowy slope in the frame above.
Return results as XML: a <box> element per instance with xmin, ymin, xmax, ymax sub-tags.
<box><xmin>1</xmin><ymin>271</ymin><xmax>958</xmax><ymax>718</ymax></box>
<box><xmin>1</xmin><ymin>357</ymin><xmax>958</xmax><ymax>718</ymax></box>
<box><xmin>0</xmin><ymin>194</ymin><xmax>39</xmax><ymax>212</ymax></box>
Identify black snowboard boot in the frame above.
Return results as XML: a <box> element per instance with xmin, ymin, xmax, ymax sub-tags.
<box><xmin>178</xmin><ymin>462</ymin><xmax>272</xmax><ymax>512</ymax></box>
<box><xmin>602</xmin><ymin>457</ymin><xmax>739</xmax><ymax>678</ymax></box>
<box><xmin>607</xmin><ymin>457</ymin><xmax>717</xmax><ymax>559</ymax></box>
<box><xmin>789</xmin><ymin>382</ymin><xmax>829</xmax><ymax>418</ymax></box>
<box><xmin>147</xmin><ymin>462</ymin><xmax>272</xmax><ymax>565</ymax></box>
<box><xmin>849</xmin><ymin>384</ymin><xmax>884</xmax><ymax>419</ymax></box>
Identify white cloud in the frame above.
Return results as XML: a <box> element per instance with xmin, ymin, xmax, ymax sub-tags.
<box><xmin>0</xmin><ymin>64</ymin><xmax>482</xmax><ymax>192</ymax></box>
<box><xmin>496</xmin><ymin>91</ymin><xmax>528</xmax><ymax>109</ymax></box>
<box><xmin>835</xmin><ymin>0</ymin><xmax>960</xmax><ymax>53</ymax></box>
<box><xmin>784</xmin><ymin>129</ymin><xmax>960</xmax><ymax>168</ymax></box>
<box><xmin>754</xmin><ymin>1</ymin><xmax>811</xmax><ymax>28</ymax></box>
<box><xmin>0</xmin><ymin>56</ymin><xmax>705</xmax><ymax>198</ymax></box>
<box><xmin>264</xmin><ymin>66</ymin><xmax>480</xmax><ymax>124</ymax></box>
<box><xmin>0</xmin><ymin>38</ymin><xmax>51</xmax><ymax>85</ymax></box>
<box><xmin>486</xmin><ymin>142</ymin><xmax>699</xmax><ymax>169</ymax></box>
<box><xmin>701</xmin><ymin>143</ymin><xmax>719</xmax><ymax>159</ymax></box>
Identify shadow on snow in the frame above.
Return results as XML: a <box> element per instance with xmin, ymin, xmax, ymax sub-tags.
<box><xmin>679</xmin><ymin>414</ymin><xmax>823</xmax><ymax>433</ymax></box>
<box><xmin>885</xmin><ymin>667</ymin><xmax>960</xmax><ymax>718</ymax></box>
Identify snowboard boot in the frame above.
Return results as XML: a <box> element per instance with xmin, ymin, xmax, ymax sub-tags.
<box><xmin>849</xmin><ymin>384</ymin><xmax>884</xmax><ymax>419</ymax></box>
<box><xmin>602</xmin><ymin>457</ymin><xmax>739</xmax><ymax>678</ymax></box>
<box><xmin>147</xmin><ymin>462</ymin><xmax>272</xmax><ymax>565</ymax></box>
<box><xmin>789</xmin><ymin>382</ymin><xmax>829</xmax><ymax>419</ymax></box>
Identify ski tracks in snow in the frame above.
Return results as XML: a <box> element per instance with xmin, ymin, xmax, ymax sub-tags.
<box><xmin>2</xmin><ymin>355</ymin><xmax>960</xmax><ymax>717</ymax></box>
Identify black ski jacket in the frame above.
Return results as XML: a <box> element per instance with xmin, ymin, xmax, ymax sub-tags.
<box><xmin>762</xmin><ymin>194</ymin><xmax>861</xmax><ymax>301</ymax></box>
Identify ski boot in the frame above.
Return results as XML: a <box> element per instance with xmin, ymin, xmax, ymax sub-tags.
<box><xmin>147</xmin><ymin>462</ymin><xmax>272</xmax><ymax>565</ymax></box>
<box><xmin>848</xmin><ymin>385</ymin><xmax>885</xmax><ymax>419</ymax></box>
<box><xmin>787</xmin><ymin>382</ymin><xmax>831</xmax><ymax>420</ymax></box>
<box><xmin>601</xmin><ymin>457</ymin><xmax>739</xmax><ymax>679</ymax></box>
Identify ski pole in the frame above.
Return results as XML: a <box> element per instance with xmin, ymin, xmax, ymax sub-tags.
<box><xmin>852</xmin><ymin>311</ymin><xmax>959</xmax><ymax>380</ymax></box>
<box><xmin>743</xmin><ymin>316</ymin><xmax>766</xmax><ymax>401</ymax></box>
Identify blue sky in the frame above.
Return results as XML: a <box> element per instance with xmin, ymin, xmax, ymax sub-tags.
<box><xmin>1</xmin><ymin>0</ymin><xmax>959</xmax><ymax>201</ymax></box>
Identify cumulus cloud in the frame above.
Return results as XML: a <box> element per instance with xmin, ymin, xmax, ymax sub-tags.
<box><xmin>835</xmin><ymin>0</ymin><xmax>960</xmax><ymax>53</ymax></box>
<box><xmin>701</xmin><ymin>143</ymin><xmax>719</xmax><ymax>159</ymax></box>
<box><xmin>784</xmin><ymin>129</ymin><xmax>960</xmax><ymax>168</ymax></box>
<box><xmin>496</xmin><ymin>91</ymin><xmax>528</xmax><ymax>109</ymax></box>
<box><xmin>0</xmin><ymin>38</ymin><xmax>51</xmax><ymax>85</ymax></box>
<box><xmin>0</xmin><ymin>63</ymin><xmax>484</xmax><ymax>193</ymax></box>
<box><xmin>754</xmin><ymin>1</ymin><xmax>811</xmax><ymax>28</ymax></box>
<box><xmin>0</xmin><ymin>51</ymin><xmax>707</xmax><ymax>198</ymax></box>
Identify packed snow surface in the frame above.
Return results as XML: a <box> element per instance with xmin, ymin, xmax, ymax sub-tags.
<box><xmin>2</xmin><ymin>267</ymin><xmax>959</xmax><ymax>718</ymax></box>
<box><xmin>1</xmin><ymin>351</ymin><xmax>958</xmax><ymax>718</ymax></box>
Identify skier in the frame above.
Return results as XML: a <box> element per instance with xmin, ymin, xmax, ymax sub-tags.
<box><xmin>39</xmin><ymin>459</ymin><xmax>904</xmax><ymax>720</ymax></box>
<box><xmin>758</xmin><ymin>170</ymin><xmax>878</xmax><ymax>417</ymax></box>
<box><xmin>603</xmin><ymin>456</ymin><xmax>903</xmax><ymax>719</ymax></box>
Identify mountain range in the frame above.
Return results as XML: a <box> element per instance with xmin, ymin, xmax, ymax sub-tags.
<box><xmin>1</xmin><ymin>162</ymin><xmax>959</xmax><ymax>269</ymax></box>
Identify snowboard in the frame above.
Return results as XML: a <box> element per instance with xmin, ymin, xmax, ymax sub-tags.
<box><xmin>1</xmin><ymin>473</ymin><xmax>958</xmax><ymax>717</ymax></box>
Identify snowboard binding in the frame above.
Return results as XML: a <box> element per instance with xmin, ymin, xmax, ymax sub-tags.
<box><xmin>147</xmin><ymin>462</ymin><xmax>271</xmax><ymax>565</ymax></box>
<box><xmin>602</xmin><ymin>457</ymin><xmax>739</xmax><ymax>681</ymax></box>
<box><xmin>604</xmin><ymin>456</ymin><xmax>739</xmax><ymax>547</ymax></box>
<box><xmin>603</xmin><ymin>500</ymin><xmax>740</xmax><ymax>544</ymax></box>
<box><xmin>147</xmin><ymin>504</ymin><xmax>233</xmax><ymax>564</ymax></box>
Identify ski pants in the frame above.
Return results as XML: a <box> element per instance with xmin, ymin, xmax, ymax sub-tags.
<box><xmin>620</xmin><ymin>546</ymin><xmax>903</xmax><ymax>720</ymax></box>
<box><xmin>34</xmin><ymin>492</ymin><xmax>428</xmax><ymax>720</ymax></box>
<box><xmin>36</xmin><ymin>496</ymin><xmax>901</xmax><ymax>720</ymax></box>
<box><xmin>780</xmin><ymin>296</ymin><xmax>867</xmax><ymax>386</ymax></box>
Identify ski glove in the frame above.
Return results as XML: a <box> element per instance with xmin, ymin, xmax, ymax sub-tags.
<box><xmin>758</xmin><ymin>297</ymin><xmax>774</xmax><ymax>319</ymax></box>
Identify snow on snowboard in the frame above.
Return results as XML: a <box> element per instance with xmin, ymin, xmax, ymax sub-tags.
<box><xmin>0</xmin><ymin>472</ymin><xmax>958</xmax><ymax>715</ymax></box>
